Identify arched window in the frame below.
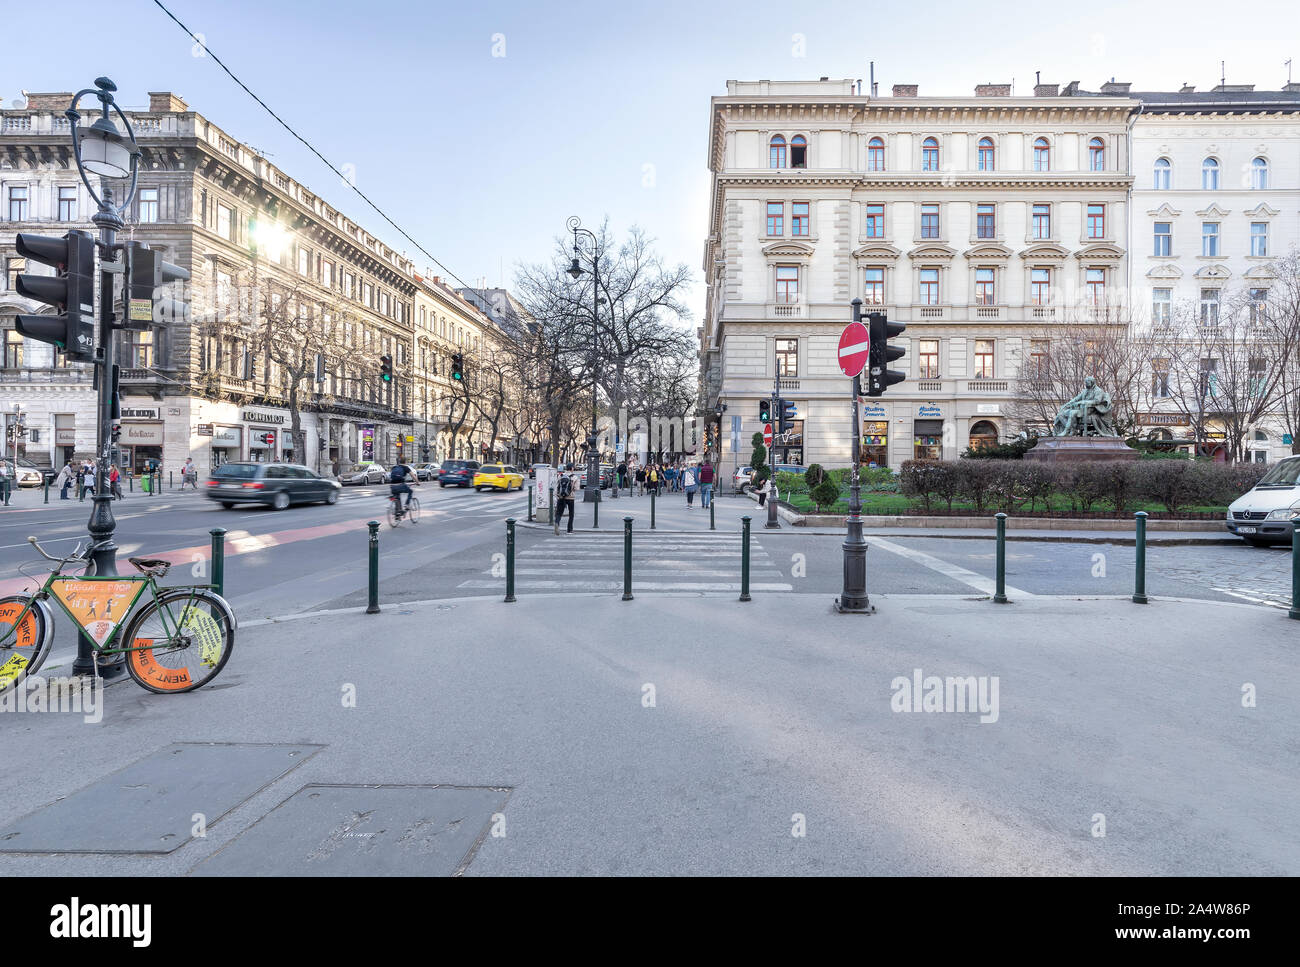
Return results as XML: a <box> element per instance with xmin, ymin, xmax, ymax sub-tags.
<box><xmin>867</xmin><ymin>137</ymin><xmax>885</xmax><ymax>172</ymax></box>
<box><xmin>922</xmin><ymin>137</ymin><xmax>939</xmax><ymax>171</ymax></box>
<box><xmin>977</xmin><ymin>137</ymin><xmax>995</xmax><ymax>171</ymax></box>
<box><xmin>769</xmin><ymin>135</ymin><xmax>786</xmax><ymax>169</ymax></box>
<box><xmin>1153</xmin><ymin>157</ymin><xmax>1171</xmax><ymax>190</ymax></box>
<box><xmin>1033</xmin><ymin>137</ymin><xmax>1050</xmax><ymax>171</ymax></box>
<box><xmin>790</xmin><ymin>135</ymin><xmax>807</xmax><ymax>168</ymax></box>
<box><xmin>969</xmin><ymin>421</ymin><xmax>1000</xmax><ymax>451</ymax></box>
<box><xmin>1252</xmin><ymin>156</ymin><xmax>1268</xmax><ymax>189</ymax></box>
<box><xmin>1202</xmin><ymin>157</ymin><xmax>1219</xmax><ymax>190</ymax></box>
<box><xmin>1088</xmin><ymin>137</ymin><xmax>1104</xmax><ymax>171</ymax></box>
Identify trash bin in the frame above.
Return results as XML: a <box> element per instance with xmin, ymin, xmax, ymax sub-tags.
<box><xmin>142</xmin><ymin>473</ymin><xmax>152</xmax><ymax>494</ymax></box>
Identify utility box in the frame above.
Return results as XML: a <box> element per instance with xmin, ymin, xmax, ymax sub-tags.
<box><xmin>533</xmin><ymin>466</ymin><xmax>554</xmax><ymax>524</ymax></box>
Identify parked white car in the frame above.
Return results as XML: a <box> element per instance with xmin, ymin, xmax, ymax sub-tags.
<box><xmin>1226</xmin><ymin>455</ymin><xmax>1300</xmax><ymax>546</ymax></box>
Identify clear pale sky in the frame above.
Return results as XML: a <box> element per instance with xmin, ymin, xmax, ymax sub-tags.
<box><xmin>3</xmin><ymin>0</ymin><xmax>1296</xmax><ymax>324</ymax></box>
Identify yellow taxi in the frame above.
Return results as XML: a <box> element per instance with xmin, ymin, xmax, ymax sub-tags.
<box><xmin>473</xmin><ymin>464</ymin><xmax>525</xmax><ymax>492</ymax></box>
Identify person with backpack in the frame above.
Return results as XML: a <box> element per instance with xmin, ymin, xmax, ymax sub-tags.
<box><xmin>634</xmin><ymin>465</ymin><xmax>646</xmax><ymax>496</ymax></box>
<box><xmin>554</xmin><ymin>469</ymin><xmax>576</xmax><ymax>534</ymax></box>
<box><xmin>699</xmin><ymin>460</ymin><xmax>715</xmax><ymax>508</ymax></box>
<box><xmin>683</xmin><ymin>463</ymin><xmax>698</xmax><ymax>507</ymax></box>
<box><xmin>389</xmin><ymin>460</ymin><xmax>419</xmax><ymax>515</ymax></box>
<box><xmin>617</xmin><ymin>460</ymin><xmax>628</xmax><ymax>493</ymax></box>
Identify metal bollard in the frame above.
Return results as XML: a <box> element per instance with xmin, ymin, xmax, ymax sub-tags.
<box><xmin>527</xmin><ymin>486</ymin><xmax>533</xmax><ymax>522</ymax></box>
<box><xmin>1133</xmin><ymin>511</ymin><xmax>1149</xmax><ymax>605</ymax></box>
<box><xmin>622</xmin><ymin>516</ymin><xmax>634</xmax><ymax>601</ymax></box>
<box><xmin>504</xmin><ymin>517</ymin><xmax>516</xmax><ymax>603</ymax></box>
<box><xmin>710</xmin><ymin>497</ymin><xmax>715</xmax><ymax>531</ymax></box>
<box><xmin>129</xmin><ymin>473</ymin><xmax>134</xmax><ymax>493</ymax></box>
<box><xmin>366</xmin><ymin>521</ymin><xmax>380</xmax><ymax>613</ymax></box>
<box><xmin>44</xmin><ymin>477</ymin><xmax>49</xmax><ymax>504</ymax></box>
<box><xmin>993</xmin><ymin>513</ymin><xmax>1008</xmax><ymax>603</ymax></box>
<box><xmin>548</xmin><ymin>485</ymin><xmax>554</xmax><ymax>528</ymax></box>
<box><xmin>169</xmin><ymin>470</ymin><xmax>174</xmax><ymax>490</ymax></box>
<box><xmin>1290</xmin><ymin>520</ymin><xmax>1300</xmax><ymax>621</ymax></box>
<box><xmin>2</xmin><ymin>478</ymin><xmax>9</xmax><ymax>506</ymax></box>
<box><xmin>739</xmin><ymin>515</ymin><xmax>752</xmax><ymax>602</ymax></box>
<box><xmin>650</xmin><ymin>490</ymin><xmax>656</xmax><ymax>530</ymax></box>
<box><xmin>593</xmin><ymin>493</ymin><xmax>599</xmax><ymax>530</ymax></box>
<box><xmin>209</xmin><ymin>527</ymin><xmax>227</xmax><ymax>597</ymax></box>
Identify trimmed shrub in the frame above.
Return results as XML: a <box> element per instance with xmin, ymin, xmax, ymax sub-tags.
<box><xmin>809</xmin><ymin>477</ymin><xmax>841</xmax><ymax>512</ymax></box>
<box><xmin>805</xmin><ymin>463</ymin><xmax>826</xmax><ymax>488</ymax></box>
<box><xmin>1131</xmin><ymin>460</ymin><xmax>1213</xmax><ymax>514</ymax></box>
<box><xmin>961</xmin><ymin>436</ymin><xmax>1038</xmax><ymax>460</ymax></box>
<box><xmin>900</xmin><ymin>460</ymin><xmax>943</xmax><ymax>512</ymax></box>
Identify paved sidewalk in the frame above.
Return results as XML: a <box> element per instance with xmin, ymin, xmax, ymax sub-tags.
<box><xmin>2</xmin><ymin>592</ymin><xmax>1295</xmax><ymax>876</ymax></box>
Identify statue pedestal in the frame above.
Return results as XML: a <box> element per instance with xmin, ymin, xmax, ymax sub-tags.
<box><xmin>1024</xmin><ymin>437</ymin><xmax>1139</xmax><ymax>463</ymax></box>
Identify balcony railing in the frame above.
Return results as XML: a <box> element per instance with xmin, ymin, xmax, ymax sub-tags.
<box><xmin>1032</xmin><ymin>306</ymin><xmax>1056</xmax><ymax>319</ymax></box>
<box><xmin>976</xmin><ymin>306</ymin><xmax>1001</xmax><ymax>319</ymax></box>
<box><xmin>966</xmin><ymin>380</ymin><xmax>1010</xmax><ymax>393</ymax></box>
<box><xmin>916</xmin><ymin>380</ymin><xmax>944</xmax><ymax>392</ymax></box>
<box><xmin>772</xmin><ymin>303</ymin><xmax>804</xmax><ymax>318</ymax></box>
<box><xmin>0</xmin><ymin>367</ymin><xmax>92</xmax><ymax>383</ymax></box>
<box><xmin>918</xmin><ymin>306</ymin><xmax>944</xmax><ymax>319</ymax></box>
<box><xmin>778</xmin><ymin>378</ymin><xmax>799</xmax><ymax>391</ymax></box>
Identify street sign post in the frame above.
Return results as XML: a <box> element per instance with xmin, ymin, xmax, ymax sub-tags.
<box><xmin>837</xmin><ymin>321</ymin><xmax>871</xmax><ymax>379</ymax></box>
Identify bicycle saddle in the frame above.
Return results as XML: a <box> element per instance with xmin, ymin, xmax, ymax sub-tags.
<box><xmin>128</xmin><ymin>557</ymin><xmax>173</xmax><ymax>577</ymax></box>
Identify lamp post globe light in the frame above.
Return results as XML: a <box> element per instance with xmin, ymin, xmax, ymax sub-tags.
<box><xmin>566</xmin><ymin>216</ymin><xmax>601</xmax><ymax>503</ymax></box>
<box><xmin>68</xmin><ymin>77</ymin><xmax>142</xmax><ymax>676</ymax></box>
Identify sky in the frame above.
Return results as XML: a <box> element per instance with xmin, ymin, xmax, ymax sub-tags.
<box><xmin>3</xmin><ymin>0</ymin><xmax>1297</xmax><ymax>326</ymax></box>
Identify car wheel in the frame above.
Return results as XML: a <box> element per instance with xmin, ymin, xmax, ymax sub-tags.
<box><xmin>220</xmin><ymin>501</ymin><xmax>235</xmax><ymax>509</ymax></box>
<box><xmin>440</xmin><ymin>483</ymin><xmax>446</xmax><ymax>488</ymax></box>
<box><xmin>325</xmin><ymin>490</ymin><xmax>338</xmax><ymax>505</ymax></box>
<box><xmin>272</xmin><ymin>490</ymin><xmax>291</xmax><ymax>511</ymax></box>
<box><xmin>1243</xmin><ymin>537</ymin><xmax>1271</xmax><ymax>547</ymax></box>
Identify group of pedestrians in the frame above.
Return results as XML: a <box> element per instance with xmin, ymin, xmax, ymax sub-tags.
<box><xmin>549</xmin><ymin>458</ymin><xmax>719</xmax><ymax>535</ymax></box>
<box><xmin>52</xmin><ymin>460</ymin><xmax>126</xmax><ymax>501</ymax></box>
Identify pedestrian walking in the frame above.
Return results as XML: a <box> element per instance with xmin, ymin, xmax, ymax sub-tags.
<box><xmin>699</xmin><ymin>460</ymin><xmax>715</xmax><ymax>508</ymax></box>
<box><xmin>182</xmin><ymin>457</ymin><xmax>197</xmax><ymax>490</ymax></box>
<box><xmin>683</xmin><ymin>464</ymin><xmax>698</xmax><ymax>507</ymax></box>
<box><xmin>55</xmin><ymin>462</ymin><xmax>72</xmax><ymax>500</ymax></box>
<box><xmin>109</xmin><ymin>464</ymin><xmax>122</xmax><ymax>500</ymax></box>
<box><xmin>617</xmin><ymin>460</ymin><xmax>628</xmax><ymax>492</ymax></box>
<box><xmin>554</xmin><ymin>469</ymin><xmax>576</xmax><ymax>534</ymax></box>
<box><xmin>635</xmin><ymin>465</ymin><xmax>646</xmax><ymax>496</ymax></box>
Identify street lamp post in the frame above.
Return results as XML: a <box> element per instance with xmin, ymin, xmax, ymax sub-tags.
<box><xmin>66</xmin><ymin>78</ymin><xmax>141</xmax><ymax>676</ymax></box>
<box><xmin>566</xmin><ymin>216</ymin><xmax>601</xmax><ymax>504</ymax></box>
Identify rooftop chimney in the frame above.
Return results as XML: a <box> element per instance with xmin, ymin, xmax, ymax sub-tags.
<box><xmin>1061</xmin><ymin>80</ymin><xmax>1081</xmax><ymax>96</ymax></box>
<box><xmin>1100</xmin><ymin>80</ymin><xmax>1132</xmax><ymax>94</ymax></box>
<box><xmin>1211</xmin><ymin>83</ymin><xmax>1255</xmax><ymax>92</ymax></box>
<box><xmin>892</xmin><ymin>84</ymin><xmax>918</xmax><ymax>97</ymax></box>
<box><xmin>148</xmin><ymin>92</ymin><xmax>189</xmax><ymax>113</ymax></box>
<box><xmin>1180</xmin><ymin>84</ymin><xmax>1196</xmax><ymax>93</ymax></box>
<box><xmin>975</xmin><ymin>83</ymin><xmax>1011</xmax><ymax>97</ymax></box>
<box><xmin>22</xmin><ymin>92</ymin><xmax>73</xmax><ymax>111</ymax></box>
<box><xmin>1284</xmin><ymin>82</ymin><xmax>1300</xmax><ymax>93</ymax></box>
<box><xmin>1034</xmin><ymin>83</ymin><xmax>1059</xmax><ymax>97</ymax></box>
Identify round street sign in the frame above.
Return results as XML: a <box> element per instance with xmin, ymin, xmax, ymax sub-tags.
<box><xmin>838</xmin><ymin>321</ymin><xmax>871</xmax><ymax>378</ymax></box>
<box><xmin>763</xmin><ymin>423</ymin><xmax>773</xmax><ymax>447</ymax></box>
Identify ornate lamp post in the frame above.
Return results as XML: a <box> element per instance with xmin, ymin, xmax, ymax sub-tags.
<box><xmin>566</xmin><ymin>216</ymin><xmax>601</xmax><ymax>503</ymax></box>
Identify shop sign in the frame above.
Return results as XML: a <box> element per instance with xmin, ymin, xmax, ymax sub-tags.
<box><xmin>241</xmin><ymin>410</ymin><xmax>286</xmax><ymax>425</ymax></box>
<box><xmin>918</xmin><ymin>404</ymin><xmax>943</xmax><ymax>418</ymax></box>
<box><xmin>123</xmin><ymin>423</ymin><xmax>164</xmax><ymax>446</ymax></box>
<box><xmin>976</xmin><ymin>404</ymin><xmax>1000</xmax><ymax>414</ymax></box>
<box><xmin>211</xmin><ymin>426</ymin><xmax>241</xmax><ymax>448</ymax></box>
<box><xmin>196</xmin><ymin>424</ymin><xmax>214</xmax><ymax>437</ymax></box>
<box><xmin>121</xmin><ymin>406</ymin><xmax>159</xmax><ymax>420</ymax></box>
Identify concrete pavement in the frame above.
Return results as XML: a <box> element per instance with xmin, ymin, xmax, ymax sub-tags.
<box><xmin>1</xmin><ymin>591</ymin><xmax>1296</xmax><ymax>875</ymax></box>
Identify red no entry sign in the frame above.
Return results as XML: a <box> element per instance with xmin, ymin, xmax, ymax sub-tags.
<box><xmin>763</xmin><ymin>423</ymin><xmax>773</xmax><ymax>447</ymax></box>
<box><xmin>838</xmin><ymin>321</ymin><xmax>871</xmax><ymax>378</ymax></box>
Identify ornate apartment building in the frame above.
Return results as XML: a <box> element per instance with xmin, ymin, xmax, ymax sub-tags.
<box><xmin>1</xmin><ymin>89</ymin><xmax>516</xmax><ymax>475</ymax></box>
<box><xmin>701</xmin><ymin>77</ymin><xmax>1300</xmax><ymax>473</ymax></box>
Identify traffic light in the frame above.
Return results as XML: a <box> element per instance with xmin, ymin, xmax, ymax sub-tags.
<box><xmin>126</xmin><ymin>241</ymin><xmax>190</xmax><ymax>328</ymax></box>
<box><xmin>241</xmin><ymin>351</ymin><xmax>255</xmax><ymax>381</ymax></box>
<box><xmin>380</xmin><ymin>354</ymin><xmax>393</xmax><ymax>383</ymax></box>
<box><xmin>778</xmin><ymin>399</ymin><xmax>798</xmax><ymax>434</ymax></box>
<box><xmin>14</xmin><ymin>230</ymin><xmax>96</xmax><ymax>361</ymax></box>
<box><xmin>314</xmin><ymin>353</ymin><xmax>326</xmax><ymax>383</ymax></box>
<box><xmin>758</xmin><ymin>399</ymin><xmax>771</xmax><ymax>422</ymax></box>
<box><xmin>451</xmin><ymin>352</ymin><xmax>464</xmax><ymax>382</ymax></box>
<box><xmin>866</xmin><ymin>311</ymin><xmax>907</xmax><ymax>397</ymax></box>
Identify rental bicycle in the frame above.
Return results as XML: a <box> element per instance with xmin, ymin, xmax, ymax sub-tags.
<box><xmin>387</xmin><ymin>494</ymin><xmax>420</xmax><ymax>527</ymax></box>
<box><xmin>0</xmin><ymin>537</ymin><xmax>236</xmax><ymax>695</ymax></box>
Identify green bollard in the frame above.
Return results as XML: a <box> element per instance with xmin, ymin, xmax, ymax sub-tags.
<box><xmin>739</xmin><ymin>515</ymin><xmax>752</xmax><ymax>602</ymax></box>
<box><xmin>504</xmin><ymin>517</ymin><xmax>516</xmax><ymax>603</ymax></box>
<box><xmin>710</xmin><ymin>497</ymin><xmax>715</xmax><ymax>531</ymax></box>
<box><xmin>169</xmin><ymin>470</ymin><xmax>173</xmax><ymax>490</ymax></box>
<box><xmin>622</xmin><ymin>516</ymin><xmax>634</xmax><ymax>601</ymax></box>
<box><xmin>44</xmin><ymin>477</ymin><xmax>49</xmax><ymax>504</ymax></box>
<box><xmin>129</xmin><ymin>473</ymin><xmax>134</xmax><ymax>493</ymax></box>
<box><xmin>2</xmin><ymin>478</ymin><xmax>9</xmax><ymax>506</ymax></box>
<box><xmin>209</xmin><ymin>527</ymin><xmax>227</xmax><ymax>597</ymax></box>
<box><xmin>650</xmin><ymin>490</ymin><xmax>656</xmax><ymax>530</ymax></box>
<box><xmin>548</xmin><ymin>486</ymin><xmax>554</xmax><ymax>528</ymax></box>
<box><xmin>993</xmin><ymin>513</ymin><xmax>1008</xmax><ymax>603</ymax></box>
<box><xmin>1133</xmin><ymin>511</ymin><xmax>1149</xmax><ymax>605</ymax></box>
<box><xmin>1290</xmin><ymin>520</ymin><xmax>1300</xmax><ymax>621</ymax></box>
<box><xmin>527</xmin><ymin>486</ymin><xmax>533</xmax><ymax>522</ymax></box>
<box><xmin>593</xmin><ymin>493</ymin><xmax>599</xmax><ymax>530</ymax></box>
<box><xmin>366</xmin><ymin>521</ymin><xmax>380</xmax><ymax>614</ymax></box>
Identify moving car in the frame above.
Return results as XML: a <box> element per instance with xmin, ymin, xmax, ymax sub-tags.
<box><xmin>474</xmin><ymin>464</ymin><xmax>525</xmax><ymax>492</ymax></box>
<box><xmin>415</xmin><ymin>463</ymin><xmax>440</xmax><ymax>482</ymax></box>
<box><xmin>206</xmin><ymin>461</ymin><xmax>341</xmax><ymax>510</ymax></box>
<box><xmin>439</xmin><ymin>459</ymin><xmax>481</xmax><ymax>488</ymax></box>
<box><xmin>339</xmin><ymin>463</ymin><xmax>388</xmax><ymax>486</ymax></box>
<box><xmin>0</xmin><ymin>457</ymin><xmax>47</xmax><ymax>488</ymax></box>
<box><xmin>1226</xmin><ymin>455</ymin><xmax>1300</xmax><ymax>546</ymax></box>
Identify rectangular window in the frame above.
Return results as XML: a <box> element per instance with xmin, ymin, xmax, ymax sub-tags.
<box><xmin>138</xmin><ymin>188</ymin><xmax>159</xmax><ymax>223</ymax></box>
<box><xmin>922</xmin><ymin>140</ymin><xmax>939</xmax><ymax>171</ymax></box>
<box><xmin>1032</xmin><ymin>204</ymin><xmax>1051</xmax><ymax>239</ymax></box>
<box><xmin>1029</xmin><ymin>339</ymin><xmax>1049</xmax><ymax>377</ymax></box>
<box><xmin>1200</xmin><ymin>358</ymin><xmax>1219</xmax><ymax>398</ymax></box>
<box><xmin>974</xmin><ymin>267</ymin><xmax>995</xmax><ymax>305</ymax></box>
<box><xmin>298</xmin><ymin>247</ymin><xmax>310</xmax><ymax>275</ymax></box>
<box><xmin>1200</xmin><ymin>288</ymin><xmax>1220</xmax><ymax>326</ymax></box>
<box><xmin>1152</xmin><ymin>359</ymin><xmax>1170</xmax><ymax>398</ymax></box>
<box><xmin>974</xmin><ymin>339</ymin><xmax>995</xmax><ymax>378</ymax></box>
<box><xmin>1152</xmin><ymin>288</ymin><xmax>1171</xmax><ymax>326</ymax></box>
<box><xmin>1251</xmin><ymin>222</ymin><xmax>1268</xmax><ymax>257</ymax></box>
<box><xmin>976</xmin><ymin>203</ymin><xmax>995</xmax><ymax>239</ymax></box>
<box><xmin>920</xmin><ymin>204</ymin><xmax>940</xmax><ymax>239</ymax></box>
<box><xmin>1249</xmin><ymin>358</ymin><xmax>1267</xmax><ymax>397</ymax></box>
<box><xmin>1153</xmin><ymin>222</ymin><xmax>1171</xmax><ymax>256</ymax></box>
<box><xmin>918</xmin><ymin>268</ymin><xmax>939</xmax><ymax>305</ymax></box>
<box><xmin>1087</xmin><ymin>203</ymin><xmax>1105</xmax><ymax>239</ymax></box>
<box><xmin>343</xmin><ymin>273</ymin><xmax>354</xmax><ymax>299</ymax></box>
<box><xmin>124</xmin><ymin>329</ymin><xmax>153</xmax><ymax>369</ymax></box>
<box><xmin>8</xmin><ymin>186</ymin><xmax>28</xmax><ymax>221</ymax></box>
<box><xmin>362</xmin><ymin>282</ymin><xmax>373</xmax><ymax>307</ymax></box>
<box><xmin>791</xmin><ymin>202</ymin><xmax>809</xmax><ymax>236</ymax></box>
<box><xmin>919</xmin><ymin>339</ymin><xmax>939</xmax><ymax>379</ymax></box>
<box><xmin>58</xmin><ymin>186</ymin><xmax>77</xmax><ymax>221</ymax></box>
<box><xmin>1086</xmin><ymin>267</ymin><xmax>1106</xmax><ymax>305</ymax></box>
<box><xmin>1249</xmin><ymin>288</ymin><xmax>1269</xmax><ymax>325</ymax></box>
<box><xmin>775</xmin><ymin>265</ymin><xmax>799</xmax><ymax>303</ymax></box>
<box><xmin>775</xmin><ymin>337</ymin><xmax>798</xmax><ymax>377</ymax></box>
<box><xmin>863</xmin><ymin>267</ymin><xmax>884</xmax><ymax>305</ymax></box>
<box><xmin>5</xmin><ymin>257</ymin><xmax>26</xmax><ymax>291</ymax></box>
<box><xmin>766</xmin><ymin>201</ymin><xmax>783</xmax><ymax>236</ymax></box>
<box><xmin>321</xmin><ymin>260</ymin><xmax>333</xmax><ymax>288</ymax></box>
<box><xmin>865</xmin><ymin>203</ymin><xmax>885</xmax><ymax>238</ymax></box>
<box><xmin>1030</xmin><ymin>267</ymin><xmax>1051</xmax><ymax>305</ymax></box>
<box><xmin>1202</xmin><ymin>222</ymin><xmax>1220</xmax><ymax>257</ymax></box>
<box><xmin>3</xmin><ymin>330</ymin><xmax>23</xmax><ymax>369</ymax></box>
<box><xmin>217</xmin><ymin>203</ymin><xmax>234</xmax><ymax>241</ymax></box>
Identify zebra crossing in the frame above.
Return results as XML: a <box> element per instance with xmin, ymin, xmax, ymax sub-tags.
<box><xmin>457</xmin><ymin>530</ymin><xmax>793</xmax><ymax>594</ymax></box>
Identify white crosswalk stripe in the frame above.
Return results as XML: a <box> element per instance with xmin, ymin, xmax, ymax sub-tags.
<box><xmin>458</xmin><ymin>531</ymin><xmax>792</xmax><ymax>593</ymax></box>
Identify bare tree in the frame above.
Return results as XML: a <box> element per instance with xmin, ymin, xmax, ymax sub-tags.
<box><xmin>1262</xmin><ymin>251</ymin><xmax>1300</xmax><ymax>455</ymax></box>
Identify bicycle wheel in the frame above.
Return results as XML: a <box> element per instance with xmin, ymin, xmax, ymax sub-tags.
<box><xmin>0</xmin><ymin>595</ymin><xmax>54</xmax><ymax>694</ymax></box>
<box><xmin>407</xmin><ymin>497</ymin><xmax>420</xmax><ymax>523</ymax></box>
<box><xmin>387</xmin><ymin>498</ymin><xmax>400</xmax><ymax>528</ymax></box>
<box><xmin>123</xmin><ymin>588</ymin><xmax>235</xmax><ymax>694</ymax></box>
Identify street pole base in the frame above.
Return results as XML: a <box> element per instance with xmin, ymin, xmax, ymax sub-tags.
<box><xmin>764</xmin><ymin>521</ymin><xmax>781</xmax><ymax>529</ymax></box>
<box><xmin>1132</xmin><ymin>594</ymin><xmax>1149</xmax><ymax>605</ymax></box>
<box><xmin>504</xmin><ymin>594</ymin><xmax>516</xmax><ymax>604</ymax></box>
<box><xmin>993</xmin><ymin>594</ymin><xmax>1009</xmax><ymax>604</ymax></box>
<box><xmin>834</xmin><ymin>597</ymin><xmax>873</xmax><ymax>614</ymax></box>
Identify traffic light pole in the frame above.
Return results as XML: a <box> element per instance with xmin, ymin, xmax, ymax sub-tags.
<box><xmin>837</xmin><ymin>299</ymin><xmax>871</xmax><ymax>614</ymax></box>
<box><xmin>766</xmin><ymin>368</ymin><xmax>780</xmax><ymax>529</ymax></box>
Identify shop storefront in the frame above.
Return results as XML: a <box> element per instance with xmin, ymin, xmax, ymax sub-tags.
<box><xmin>861</xmin><ymin>402</ymin><xmax>889</xmax><ymax>467</ymax></box>
<box><xmin>914</xmin><ymin>404</ymin><xmax>945</xmax><ymax>461</ymax></box>
<box><xmin>55</xmin><ymin>415</ymin><xmax>76</xmax><ymax>465</ymax></box>
<box><xmin>211</xmin><ymin>425</ymin><xmax>242</xmax><ymax>467</ymax></box>
<box><xmin>120</xmin><ymin>405</ymin><xmax>164</xmax><ymax>473</ymax></box>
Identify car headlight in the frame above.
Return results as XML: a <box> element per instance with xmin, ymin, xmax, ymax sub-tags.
<box><xmin>1265</xmin><ymin>507</ymin><xmax>1300</xmax><ymax>521</ymax></box>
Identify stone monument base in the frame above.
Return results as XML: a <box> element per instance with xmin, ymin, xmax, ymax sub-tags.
<box><xmin>1023</xmin><ymin>437</ymin><xmax>1139</xmax><ymax>463</ymax></box>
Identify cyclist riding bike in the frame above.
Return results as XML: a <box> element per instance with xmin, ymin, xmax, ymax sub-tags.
<box><xmin>389</xmin><ymin>460</ymin><xmax>419</xmax><ymax>514</ymax></box>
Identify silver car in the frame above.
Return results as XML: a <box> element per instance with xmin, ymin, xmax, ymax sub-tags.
<box><xmin>339</xmin><ymin>463</ymin><xmax>388</xmax><ymax>486</ymax></box>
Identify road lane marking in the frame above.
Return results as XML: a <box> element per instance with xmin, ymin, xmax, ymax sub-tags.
<box><xmin>868</xmin><ymin>535</ymin><xmax>1034</xmax><ymax>598</ymax></box>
